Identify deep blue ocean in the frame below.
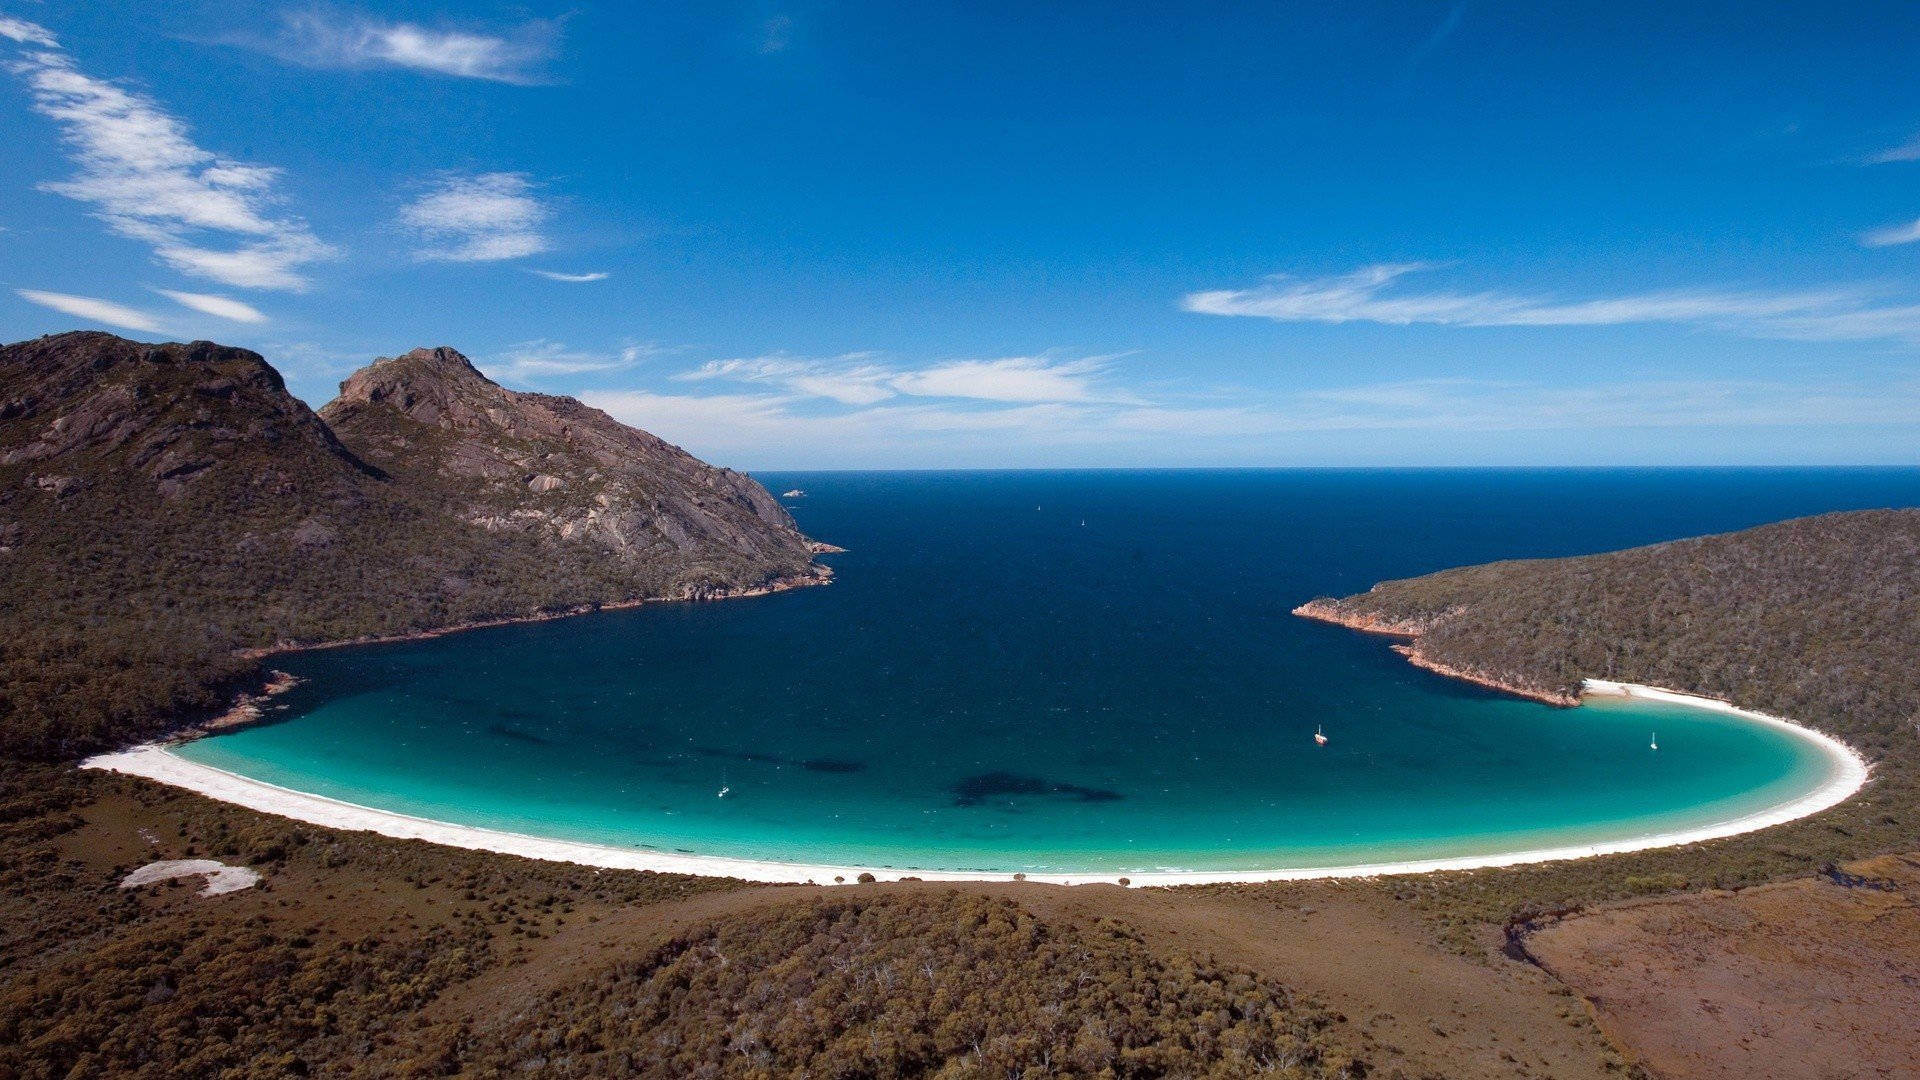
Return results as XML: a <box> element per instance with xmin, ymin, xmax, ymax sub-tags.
<box><xmin>178</xmin><ymin>469</ymin><xmax>1920</xmax><ymax>874</ymax></box>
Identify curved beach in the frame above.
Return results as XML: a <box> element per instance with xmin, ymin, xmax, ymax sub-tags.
<box><xmin>83</xmin><ymin>680</ymin><xmax>1870</xmax><ymax>886</ymax></box>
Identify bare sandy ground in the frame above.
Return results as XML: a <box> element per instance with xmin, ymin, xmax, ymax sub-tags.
<box><xmin>1526</xmin><ymin>852</ymin><xmax>1920</xmax><ymax>1080</ymax></box>
<box><xmin>119</xmin><ymin>858</ymin><xmax>262</xmax><ymax>896</ymax></box>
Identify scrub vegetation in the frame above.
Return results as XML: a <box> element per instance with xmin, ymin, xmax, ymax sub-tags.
<box><xmin>445</xmin><ymin>892</ymin><xmax>1356</xmax><ymax>1078</ymax></box>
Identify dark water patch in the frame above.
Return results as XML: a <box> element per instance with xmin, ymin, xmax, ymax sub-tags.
<box><xmin>487</xmin><ymin>724</ymin><xmax>556</xmax><ymax>746</ymax></box>
<box><xmin>697</xmin><ymin>745</ymin><xmax>868</xmax><ymax>774</ymax></box>
<box><xmin>801</xmin><ymin>758</ymin><xmax>866</xmax><ymax>774</ymax></box>
<box><xmin>696</xmin><ymin>745</ymin><xmax>787</xmax><ymax>765</ymax></box>
<box><xmin>952</xmin><ymin>771</ymin><xmax>1123</xmax><ymax>807</ymax></box>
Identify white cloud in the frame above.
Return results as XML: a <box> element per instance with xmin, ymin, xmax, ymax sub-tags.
<box><xmin>154</xmin><ymin>288</ymin><xmax>268</xmax><ymax>323</ymax></box>
<box><xmin>400</xmin><ymin>172</ymin><xmax>550</xmax><ymax>262</ymax></box>
<box><xmin>1862</xmin><ymin>219</ymin><xmax>1920</xmax><ymax>248</ymax></box>
<box><xmin>677</xmin><ymin>351</ymin><xmax>1132</xmax><ymax>406</ymax></box>
<box><xmin>1183</xmin><ymin>263</ymin><xmax>1920</xmax><ymax>343</ymax></box>
<box><xmin>528</xmin><ymin>269</ymin><xmax>608</xmax><ymax>282</ymax></box>
<box><xmin>1</xmin><ymin>25</ymin><xmax>333</xmax><ymax>290</ymax></box>
<box><xmin>245</xmin><ymin>7</ymin><xmax>560</xmax><ymax>84</ymax></box>
<box><xmin>0</xmin><ymin>16</ymin><xmax>58</xmax><ymax>47</ymax></box>
<box><xmin>17</xmin><ymin>288</ymin><xmax>162</xmax><ymax>332</ymax></box>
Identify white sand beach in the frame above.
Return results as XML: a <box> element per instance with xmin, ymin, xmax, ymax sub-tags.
<box><xmin>82</xmin><ymin>681</ymin><xmax>1870</xmax><ymax>887</ymax></box>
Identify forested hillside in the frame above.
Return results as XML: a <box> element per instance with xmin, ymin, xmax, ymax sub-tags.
<box><xmin>1297</xmin><ymin>509</ymin><xmax>1920</xmax><ymax>759</ymax></box>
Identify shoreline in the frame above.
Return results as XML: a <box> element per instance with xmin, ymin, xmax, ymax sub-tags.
<box><xmin>82</xmin><ymin>680</ymin><xmax>1870</xmax><ymax>887</ymax></box>
<box><xmin>236</xmin><ymin>566</ymin><xmax>832</xmax><ymax>660</ymax></box>
<box><xmin>1293</xmin><ymin>598</ymin><xmax>1579</xmax><ymax>706</ymax></box>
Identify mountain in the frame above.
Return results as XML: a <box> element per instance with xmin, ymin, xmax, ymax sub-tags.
<box><xmin>0</xmin><ymin>332</ymin><xmax>828</xmax><ymax>758</ymax></box>
<box><xmin>319</xmin><ymin>346</ymin><xmax>823</xmax><ymax>599</ymax></box>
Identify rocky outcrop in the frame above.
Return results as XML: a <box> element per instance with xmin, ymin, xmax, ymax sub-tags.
<box><xmin>319</xmin><ymin>346</ymin><xmax>823</xmax><ymax>594</ymax></box>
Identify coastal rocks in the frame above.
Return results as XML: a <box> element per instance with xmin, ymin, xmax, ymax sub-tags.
<box><xmin>201</xmin><ymin>670</ymin><xmax>306</xmax><ymax>734</ymax></box>
<box><xmin>1293</xmin><ymin>597</ymin><xmax>1578</xmax><ymax>706</ymax></box>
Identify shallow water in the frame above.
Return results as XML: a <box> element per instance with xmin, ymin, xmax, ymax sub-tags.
<box><xmin>178</xmin><ymin>469</ymin><xmax>1919</xmax><ymax>874</ymax></box>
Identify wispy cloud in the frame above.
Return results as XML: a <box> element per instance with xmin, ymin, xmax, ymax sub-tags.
<box><xmin>678</xmin><ymin>351</ymin><xmax>1135</xmax><ymax>406</ymax></box>
<box><xmin>17</xmin><ymin>288</ymin><xmax>162</xmax><ymax>332</ymax></box>
<box><xmin>681</xmin><ymin>353</ymin><xmax>896</xmax><ymax>405</ymax></box>
<box><xmin>1291</xmin><ymin>377</ymin><xmax>1920</xmax><ymax>431</ymax></box>
<box><xmin>758</xmin><ymin>15</ymin><xmax>794</xmax><ymax>54</ymax></box>
<box><xmin>1183</xmin><ymin>263</ymin><xmax>1920</xmax><ymax>343</ymax></box>
<box><xmin>0</xmin><ymin>17</ymin><xmax>334</xmax><ymax>290</ymax></box>
<box><xmin>0</xmin><ymin>16</ymin><xmax>58</xmax><ymax>47</ymax></box>
<box><xmin>399</xmin><ymin>172</ymin><xmax>550</xmax><ymax>262</ymax></box>
<box><xmin>154</xmin><ymin>288</ymin><xmax>268</xmax><ymax>323</ymax></box>
<box><xmin>528</xmin><ymin>269</ymin><xmax>608</xmax><ymax>283</ymax></box>
<box><xmin>891</xmin><ymin>355</ymin><xmax>1132</xmax><ymax>403</ymax></box>
<box><xmin>1862</xmin><ymin>219</ymin><xmax>1920</xmax><ymax>248</ymax></box>
<box><xmin>489</xmin><ymin>339</ymin><xmax>658</xmax><ymax>379</ymax></box>
<box><xmin>1864</xmin><ymin>134</ymin><xmax>1920</xmax><ymax>165</ymax></box>
<box><xmin>1409</xmin><ymin>2</ymin><xmax>1466</xmax><ymax>65</ymax></box>
<box><xmin>238</xmin><ymin>6</ymin><xmax>560</xmax><ymax>84</ymax></box>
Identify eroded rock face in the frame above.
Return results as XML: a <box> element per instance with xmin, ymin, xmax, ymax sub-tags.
<box><xmin>319</xmin><ymin>346</ymin><xmax>823</xmax><ymax>592</ymax></box>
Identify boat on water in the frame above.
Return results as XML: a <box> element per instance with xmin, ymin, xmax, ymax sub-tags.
<box><xmin>1314</xmin><ymin>724</ymin><xmax>1328</xmax><ymax>746</ymax></box>
<box><xmin>1651</xmin><ymin>732</ymin><xmax>1659</xmax><ymax>751</ymax></box>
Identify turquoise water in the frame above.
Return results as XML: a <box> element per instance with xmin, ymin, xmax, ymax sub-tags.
<box><xmin>178</xmin><ymin>469</ymin><xmax>1917</xmax><ymax>874</ymax></box>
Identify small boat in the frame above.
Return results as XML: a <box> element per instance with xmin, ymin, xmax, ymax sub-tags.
<box><xmin>1650</xmin><ymin>733</ymin><xmax>1658</xmax><ymax>751</ymax></box>
<box><xmin>1314</xmin><ymin>724</ymin><xmax>1328</xmax><ymax>746</ymax></box>
<box><xmin>782</xmin><ymin>489</ymin><xmax>806</xmax><ymax>498</ymax></box>
<box><xmin>717</xmin><ymin>785</ymin><xmax>730</xmax><ymax>798</ymax></box>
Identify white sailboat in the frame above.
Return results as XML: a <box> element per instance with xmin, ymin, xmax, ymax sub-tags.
<box><xmin>1314</xmin><ymin>724</ymin><xmax>1328</xmax><ymax>746</ymax></box>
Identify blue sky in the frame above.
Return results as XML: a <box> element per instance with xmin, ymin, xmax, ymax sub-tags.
<box><xmin>2</xmin><ymin>1</ymin><xmax>1919</xmax><ymax>468</ymax></box>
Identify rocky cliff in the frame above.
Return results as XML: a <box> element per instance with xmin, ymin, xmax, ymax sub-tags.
<box><xmin>319</xmin><ymin>346</ymin><xmax>822</xmax><ymax>598</ymax></box>
<box><xmin>0</xmin><ymin>331</ymin><xmax>831</xmax><ymax>758</ymax></box>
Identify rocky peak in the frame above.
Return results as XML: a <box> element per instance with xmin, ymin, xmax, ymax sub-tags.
<box><xmin>320</xmin><ymin>345</ymin><xmax>825</xmax><ymax>590</ymax></box>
